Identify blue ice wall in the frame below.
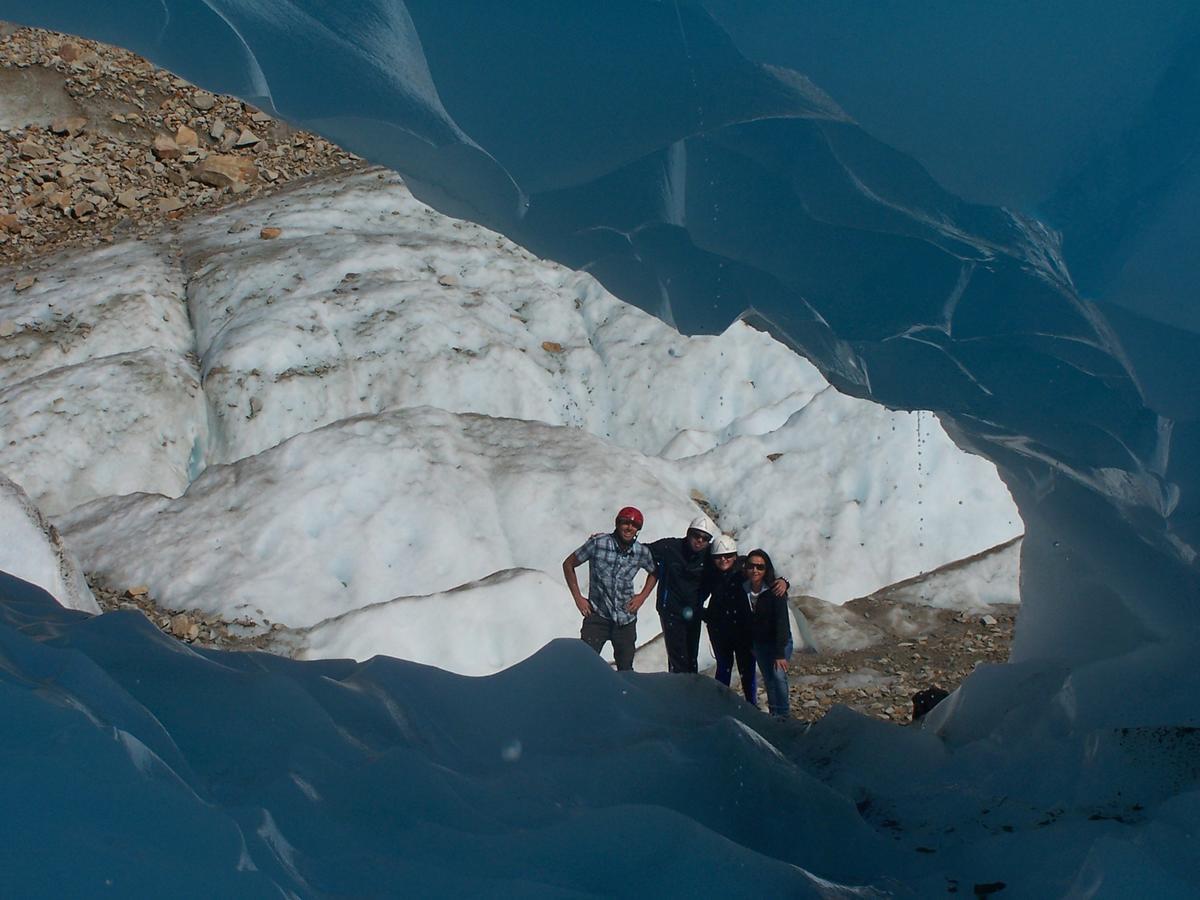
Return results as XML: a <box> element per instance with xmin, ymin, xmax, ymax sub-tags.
<box><xmin>1</xmin><ymin>1</ymin><xmax>1197</xmax><ymax>682</ymax></box>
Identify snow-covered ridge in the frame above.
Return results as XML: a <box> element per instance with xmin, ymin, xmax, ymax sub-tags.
<box><xmin>3</xmin><ymin>168</ymin><xmax>1019</xmax><ymax>670</ymax></box>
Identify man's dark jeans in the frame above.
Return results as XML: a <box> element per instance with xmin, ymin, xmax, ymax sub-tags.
<box><xmin>580</xmin><ymin>614</ymin><xmax>637</xmax><ymax>670</ymax></box>
<box><xmin>660</xmin><ymin>608</ymin><xmax>702</xmax><ymax>673</ymax></box>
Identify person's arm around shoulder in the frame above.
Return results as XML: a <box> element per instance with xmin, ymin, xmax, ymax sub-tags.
<box><xmin>645</xmin><ymin>536</ymin><xmax>668</xmax><ymax>562</ymax></box>
<box><xmin>562</xmin><ymin>541</ymin><xmax>594</xmax><ymax>617</ymax></box>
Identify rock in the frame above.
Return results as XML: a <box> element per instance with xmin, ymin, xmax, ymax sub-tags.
<box><xmin>210</xmin><ymin>118</ymin><xmax>226</xmax><ymax>140</ymax></box>
<box><xmin>90</xmin><ymin>180</ymin><xmax>114</xmax><ymax>198</ymax></box>
<box><xmin>116</xmin><ymin>188</ymin><xmax>147</xmax><ymax>209</ymax></box>
<box><xmin>0</xmin><ymin>213</ymin><xmax>21</xmax><ymax>234</ymax></box>
<box><xmin>50</xmin><ymin>115</ymin><xmax>88</xmax><ymax>136</ymax></box>
<box><xmin>125</xmin><ymin>585</ymin><xmax>150</xmax><ymax>598</ymax></box>
<box><xmin>58</xmin><ymin>42</ymin><xmax>80</xmax><ymax>63</ymax></box>
<box><xmin>169</xmin><ymin>613</ymin><xmax>193</xmax><ymax>638</ymax></box>
<box><xmin>190</xmin><ymin>92</ymin><xmax>217</xmax><ymax>111</ymax></box>
<box><xmin>0</xmin><ymin>320</ymin><xmax>16</xmax><ymax>338</ymax></box>
<box><xmin>14</xmin><ymin>275</ymin><xmax>36</xmax><ymax>292</ymax></box>
<box><xmin>234</xmin><ymin>128</ymin><xmax>262</xmax><ymax>148</ymax></box>
<box><xmin>152</xmin><ymin>134</ymin><xmax>181</xmax><ymax>160</ymax></box>
<box><xmin>259</xmin><ymin>226</ymin><xmax>282</xmax><ymax>240</ymax></box>
<box><xmin>73</xmin><ymin>199</ymin><xmax>96</xmax><ymax>218</ymax></box>
<box><xmin>250</xmin><ymin>111</ymin><xmax>274</xmax><ymax>124</ymax></box>
<box><xmin>981</xmin><ymin>614</ymin><xmax>998</xmax><ymax>627</ymax></box>
<box><xmin>174</xmin><ymin>124</ymin><xmax>199</xmax><ymax>148</ymax></box>
<box><xmin>191</xmin><ymin>154</ymin><xmax>257</xmax><ymax>188</ymax></box>
<box><xmin>157</xmin><ymin>196</ymin><xmax>185</xmax><ymax>213</ymax></box>
<box><xmin>541</xmin><ymin>341</ymin><xmax>564</xmax><ymax>353</ymax></box>
<box><xmin>437</xmin><ymin>274</ymin><xmax>458</xmax><ymax>287</ymax></box>
<box><xmin>186</xmin><ymin>623</ymin><xmax>200</xmax><ymax>642</ymax></box>
<box><xmin>767</xmin><ymin>452</ymin><xmax>785</xmax><ymax>462</ymax></box>
<box><xmin>17</xmin><ymin>141</ymin><xmax>47</xmax><ymax>160</ymax></box>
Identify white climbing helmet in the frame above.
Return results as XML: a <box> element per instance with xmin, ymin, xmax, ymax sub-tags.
<box><xmin>710</xmin><ymin>534</ymin><xmax>737</xmax><ymax>556</ymax></box>
<box><xmin>688</xmin><ymin>514</ymin><xmax>716</xmax><ymax>537</ymax></box>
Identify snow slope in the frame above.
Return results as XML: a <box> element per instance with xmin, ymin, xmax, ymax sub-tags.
<box><xmin>3</xmin><ymin>168</ymin><xmax>1019</xmax><ymax>672</ymax></box>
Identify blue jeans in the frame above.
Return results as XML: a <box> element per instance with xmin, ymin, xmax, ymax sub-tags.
<box><xmin>754</xmin><ymin>640</ymin><xmax>793</xmax><ymax>717</ymax></box>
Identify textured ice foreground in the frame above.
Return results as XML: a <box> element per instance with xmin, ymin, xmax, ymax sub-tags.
<box><xmin>4</xmin><ymin>571</ymin><xmax>1198</xmax><ymax>898</ymax></box>
<box><xmin>4</xmin><ymin>170</ymin><xmax>1017</xmax><ymax>672</ymax></box>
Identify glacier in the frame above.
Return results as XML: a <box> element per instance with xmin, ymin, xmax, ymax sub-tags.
<box><xmin>1</xmin><ymin>1</ymin><xmax>1198</xmax><ymax>895</ymax></box>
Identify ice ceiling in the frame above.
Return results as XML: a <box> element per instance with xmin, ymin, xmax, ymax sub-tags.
<box><xmin>6</xmin><ymin>1</ymin><xmax>1198</xmax><ymax>695</ymax></box>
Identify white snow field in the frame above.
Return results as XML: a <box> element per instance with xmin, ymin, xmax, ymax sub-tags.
<box><xmin>3</xmin><ymin>169</ymin><xmax>1019</xmax><ymax>673</ymax></box>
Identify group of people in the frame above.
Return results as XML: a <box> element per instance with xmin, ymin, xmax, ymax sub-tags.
<box><xmin>562</xmin><ymin>506</ymin><xmax>814</xmax><ymax>718</ymax></box>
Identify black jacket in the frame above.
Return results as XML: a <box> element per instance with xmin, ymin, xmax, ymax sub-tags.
<box><xmin>748</xmin><ymin>584</ymin><xmax>792</xmax><ymax>659</ymax></box>
<box><xmin>700</xmin><ymin>566</ymin><xmax>752</xmax><ymax>633</ymax></box>
<box><xmin>647</xmin><ymin>537</ymin><xmax>707</xmax><ymax>618</ymax></box>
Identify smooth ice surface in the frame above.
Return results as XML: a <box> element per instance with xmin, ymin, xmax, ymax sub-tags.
<box><xmin>0</xmin><ymin>574</ymin><xmax>901</xmax><ymax>897</ymax></box>
<box><xmin>4</xmin><ymin>565</ymin><xmax>1199</xmax><ymax>898</ymax></box>
<box><xmin>2</xmin><ymin>2</ymin><xmax>1199</xmax><ymax>895</ymax></box>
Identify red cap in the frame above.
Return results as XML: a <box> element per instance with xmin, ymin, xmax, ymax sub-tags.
<box><xmin>616</xmin><ymin>506</ymin><xmax>644</xmax><ymax>528</ymax></box>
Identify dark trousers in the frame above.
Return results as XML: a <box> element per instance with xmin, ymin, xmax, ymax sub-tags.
<box><xmin>580</xmin><ymin>614</ymin><xmax>637</xmax><ymax>671</ymax></box>
<box><xmin>659</xmin><ymin>610</ymin><xmax>702</xmax><ymax>674</ymax></box>
<box><xmin>709</xmin><ymin>626</ymin><xmax>756</xmax><ymax>703</ymax></box>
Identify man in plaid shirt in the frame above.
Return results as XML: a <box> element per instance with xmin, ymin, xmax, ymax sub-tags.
<box><xmin>562</xmin><ymin>506</ymin><xmax>658</xmax><ymax>670</ymax></box>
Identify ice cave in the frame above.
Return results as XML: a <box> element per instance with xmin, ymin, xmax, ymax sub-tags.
<box><xmin>0</xmin><ymin>1</ymin><xmax>1197</xmax><ymax>896</ymax></box>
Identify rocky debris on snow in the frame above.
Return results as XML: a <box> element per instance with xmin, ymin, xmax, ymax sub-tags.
<box><xmin>90</xmin><ymin>571</ymin><xmax>1013</xmax><ymax>720</ymax></box>
<box><xmin>0</xmin><ymin>23</ymin><xmax>361</xmax><ymax>266</ymax></box>
<box><xmin>89</xmin><ymin>575</ymin><xmax>277</xmax><ymax>652</ymax></box>
<box><xmin>770</xmin><ymin>593</ymin><xmax>1015</xmax><ymax>723</ymax></box>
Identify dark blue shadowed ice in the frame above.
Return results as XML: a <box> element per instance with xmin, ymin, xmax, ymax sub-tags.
<box><xmin>1</xmin><ymin>1</ymin><xmax>1199</xmax><ymax>894</ymax></box>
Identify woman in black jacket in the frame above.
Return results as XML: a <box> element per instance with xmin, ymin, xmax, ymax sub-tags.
<box><xmin>701</xmin><ymin>535</ymin><xmax>756</xmax><ymax>703</ymax></box>
<box><xmin>744</xmin><ymin>548</ymin><xmax>793</xmax><ymax>718</ymax></box>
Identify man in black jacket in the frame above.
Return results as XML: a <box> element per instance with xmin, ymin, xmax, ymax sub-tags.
<box><xmin>646</xmin><ymin>515</ymin><xmax>788</xmax><ymax>674</ymax></box>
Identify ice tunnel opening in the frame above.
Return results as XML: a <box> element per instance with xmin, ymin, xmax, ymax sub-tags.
<box><xmin>1</xmin><ymin>4</ymin><xmax>1196</xmax><ymax>722</ymax></box>
<box><xmin>2</xmin><ymin>5</ymin><xmax>1200</xmax><ymax>897</ymax></box>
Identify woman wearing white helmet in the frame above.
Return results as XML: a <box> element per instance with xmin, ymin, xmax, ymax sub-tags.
<box><xmin>700</xmin><ymin>534</ymin><xmax>757</xmax><ymax>704</ymax></box>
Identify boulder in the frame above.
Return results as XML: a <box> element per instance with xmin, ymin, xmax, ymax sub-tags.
<box><xmin>152</xmin><ymin>135</ymin><xmax>181</xmax><ymax>160</ymax></box>
<box><xmin>234</xmin><ymin>128</ymin><xmax>262</xmax><ymax>148</ymax></box>
<box><xmin>50</xmin><ymin>115</ymin><xmax>88</xmax><ymax>136</ymax></box>
<box><xmin>191</xmin><ymin>154</ymin><xmax>258</xmax><ymax>189</ymax></box>
<box><xmin>16</xmin><ymin>141</ymin><xmax>47</xmax><ymax>160</ymax></box>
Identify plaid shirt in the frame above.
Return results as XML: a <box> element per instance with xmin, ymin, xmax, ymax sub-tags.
<box><xmin>574</xmin><ymin>533</ymin><xmax>655</xmax><ymax>625</ymax></box>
